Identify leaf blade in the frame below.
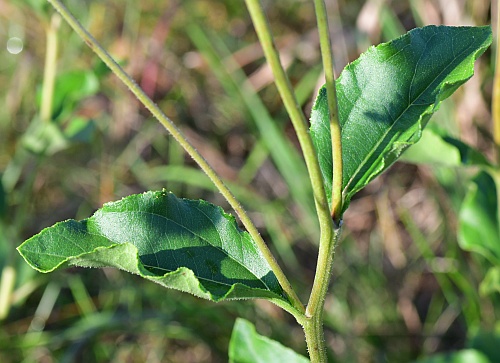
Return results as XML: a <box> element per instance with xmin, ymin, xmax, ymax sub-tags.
<box><xmin>229</xmin><ymin>318</ymin><xmax>310</xmax><ymax>363</ymax></box>
<box><xmin>458</xmin><ymin>172</ymin><xmax>500</xmax><ymax>265</ymax></box>
<box><xmin>310</xmin><ymin>25</ymin><xmax>492</xmax><ymax>213</ymax></box>
<box><xmin>17</xmin><ymin>191</ymin><xmax>288</xmax><ymax>303</ymax></box>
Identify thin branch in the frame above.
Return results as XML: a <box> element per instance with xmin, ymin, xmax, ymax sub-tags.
<box><xmin>46</xmin><ymin>0</ymin><xmax>305</xmax><ymax>315</ymax></box>
<box><xmin>313</xmin><ymin>0</ymin><xmax>342</xmax><ymax>221</ymax></box>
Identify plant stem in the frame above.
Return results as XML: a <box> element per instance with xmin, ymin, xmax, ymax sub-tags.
<box><xmin>306</xmin><ymin>4</ymin><xmax>343</xmax><ymax>357</ymax></box>
<box><xmin>493</xmin><ymin>1</ymin><xmax>500</xmax><ymax>163</ymax></box>
<box><xmin>304</xmin><ymin>224</ymin><xmax>341</xmax><ymax>362</ymax></box>
<box><xmin>0</xmin><ymin>264</ymin><xmax>16</xmax><ymax>320</ymax></box>
<box><xmin>313</xmin><ymin>0</ymin><xmax>343</xmax><ymax>221</ymax></box>
<box><xmin>244</xmin><ymin>1</ymin><xmax>341</xmax><ymax>360</ymax></box>
<box><xmin>40</xmin><ymin>14</ymin><xmax>60</xmax><ymax>123</ymax></box>
<box><xmin>46</xmin><ymin>0</ymin><xmax>304</xmax><ymax>315</ymax></box>
<box><xmin>244</xmin><ymin>0</ymin><xmax>331</xmax><ymax>228</ymax></box>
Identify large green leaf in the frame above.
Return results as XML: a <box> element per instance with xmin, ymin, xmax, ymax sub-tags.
<box><xmin>458</xmin><ymin>172</ymin><xmax>500</xmax><ymax>265</ymax></box>
<box><xmin>229</xmin><ymin>318</ymin><xmax>310</xmax><ymax>363</ymax></box>
<box><xmin>310</xmin><ymin>25</ymin><xmax>491</xmax><ymax>213</ymax></box>
<box><xmin>17</xmin><ymin>191</ymin><xmax>288</xmax><ymax>303</ymax></box>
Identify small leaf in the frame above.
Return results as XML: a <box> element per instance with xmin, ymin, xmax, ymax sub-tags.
<box><xmin>412</xmin><ymin>349</ymin><xmax>490</xmax><ymax>363</ymax></box>
<box><xmin>310</xmin><ymin>25</ymin><xmax>491</xmax><ymax>213</ymax></box>
<box><xmin>402</xmin><ymin>127</ymin><xmax>491</xmax><ymax>167</ymax></box>
<box><xmin>458</xmin><ymin>172</ymin><xmax>500</xmax><ymax>265</ymax></box>
<box><xmin>63</xmin><ymin>117</ymin><xmax>96</xmax><ymax>143</ymax></box>
<box><xmin>22</xmin><ymin>120</ymin><xmax>69</xmax><ymax>156</ymax></box>
<box><xmin>229</xmin><ymin>318</ymin><xmax>310</xmax><ymax>363</ymax></box>
<box><xmin>17</xmin><ymin>191</ymin><xmax>288</xmax><ymax>303</ymax></box>
<box><xmin>37</xmin><ymin>70</ymin><xmax>100</xmax><ymax>121</ymax></box>
<box><xmin>469</xmin><ymin>330</ymin><xmax>500</xmax><ymax>363</ymax></box>
<box><xmin>479</xmin><ymin>267</ymin><xmax>500</xmax><ymax>296</ymax></box>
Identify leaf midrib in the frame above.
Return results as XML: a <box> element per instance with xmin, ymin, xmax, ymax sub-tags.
<box><xmin>342</xmin><ymin>32</ymin><xmax>477</xmax><ymax>198</ymax></box>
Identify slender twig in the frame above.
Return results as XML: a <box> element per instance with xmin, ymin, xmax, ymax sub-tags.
<box><xmin>313</xmin><ymin>0</ymin><xmax>342</xmax><ymax>221</ymax></box>
<box><xmin>46</xmin><ymin>0</ymin><xmax>304</xmax><ymax>315</ymax></box>
<box><xmin>40</xmin><ymin>14</ymin><xmax>61</xmax><ymax>123</ymax></box>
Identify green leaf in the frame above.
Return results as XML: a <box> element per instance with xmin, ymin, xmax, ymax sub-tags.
<box><xmin>310</xmin><ymin>25</ymin><xmax>492</xmax><ymax>213</ymax></box>
<box><xmin>412</xmin><ymin>349</ymin><xmax>490</xmax><ymax>363</ymax></box>
<box><xmin>229</xmin><ymin>318</ymin><xmax>310</xmax><ymax>363</ymax></box>
<box><xmin>37</xmin><ymin>70</ymin><xmax>100</xmax><ymax>121</ymax></box>
<box><xmin>22</xmin><ymin>120</ymin><xmax>69</xmax><ymax>156</ymax></box>
<box><xmin>479</xmin><ymin>267</ymin><xmax>500</xmax><ymax>296</ymax></box>
<box><xmin>469</xmin><ymin>330</ymin><xmax>500</xmax><ymax>363</ymax></box>
<box><xmin>17</xmin><ymin>191</ymin><xmax>288</xmax><ymax>303</ymax></box>
<box><xmin>458</xmin><ymin>172</ymin><xmax>500</xmax><ymax>265</ymax></box>
<box><xmin>401</xmin><ymin>126</ymin><xmax>491</xmax><ymax>167</ymax></box>
<box><xmin>63</xmin><ymin>117</ymin><xmax>96</xmax><ymax>143</ymax></box>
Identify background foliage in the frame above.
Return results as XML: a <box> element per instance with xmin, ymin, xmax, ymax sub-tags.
<box><xmin>1</xmin><ymin>0</ymin><xmax>498</xmax><ymax>362</ymax></box>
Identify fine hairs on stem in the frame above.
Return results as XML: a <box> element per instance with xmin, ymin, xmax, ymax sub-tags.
<box><xmin>46</xmin><ymin>0</ymin><xmax>304</xmax><ymax>316</ymax></box>
<box><xmin>45</xmin><ymin>0</ymin><xmax>343</xmax><ymax>361</ymax></box>
<box><xmin>244</xmin><ymin>1</ymin><xmax>342</xmax><ymax>361</ymax></box>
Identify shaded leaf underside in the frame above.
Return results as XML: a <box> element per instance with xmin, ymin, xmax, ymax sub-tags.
<box><xmin>17</xmin><ymin>191</ymin><xmax>287</xmax><ymax>303</ymax></box>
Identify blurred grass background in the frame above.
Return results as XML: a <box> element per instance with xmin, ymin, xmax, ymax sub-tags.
<box><xmin>0</xmin><ymin>0</ymin><xmax>499</xmax><ymax>362</ymax></box>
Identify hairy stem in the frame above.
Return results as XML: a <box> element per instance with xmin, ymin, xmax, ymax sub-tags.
<box><xmin>40</xmin><ymin>14</ymin><xmax>61</xmax><ymax>123</ymax></box>
<box><xmin>313</xmin><ymin>0</ymin><xmax>342</xmax><ymax>221</ymax></box>
<box><xmin>46</xmin><ymin>0</ymin><xmax>304</xmax><ymax>315</ymax></box>
<box><xmin>304</xmin><ymin>224</ymin><xmax>341</xmax><ymax>362</ymax></box>
<box><xmin>243</xmin><ymin>0</ymin><xmax>331</xmax><ymax>231</ymax></box>
<box><xmin>303</xmin><ymin>2</ymin><xmax>343</xmax><ymax>359</ymax></box>
<box><xmin>244</xmin><ymin>1</ymin><xmax>340</xmax><ymax>360</ymax></box>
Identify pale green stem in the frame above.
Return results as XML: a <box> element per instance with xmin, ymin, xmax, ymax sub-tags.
<box><xmin>313</xmin><ymin>0</ymin><xmax>342</xmax><ymax>221</ymax></box>
<box><xmin>40</xmin><ymin>14</ymin><xmax>61</xmax><ymax>123</ymax></box>
<box><xmin>244</xmin><ymin>1</ymin><xmax>338</xmax><ymax>361</ymax></box>
<box><xmin>46</xmin><ymin>0</ymin><xmax>304</xmax><ymax>315</ymax></box>
<box><xmin>303</xmin><ymin>225</ymin><xmax>341</xmax><ymax>362</ymax></box>
<box><xmin>242</xmin><ymin>0</ymin><xmax>333</xmax><ymax>253</ymax></box>
<box><xmin>0</xmin><ymin>264</ymin><xmax>15</xmax><ymax>320</ymax></box>
<box><xmin>303</xmin><ymin>2</ymin><xmax>343</xmax><ymax>360</ymax></box>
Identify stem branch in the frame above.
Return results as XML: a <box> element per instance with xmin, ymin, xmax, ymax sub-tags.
<box><xmin>46</xmin><ymin>0</ymin><xmax>304</xmax><ymax>315</ymax></box>
<box><xmin>243</xmin><ymin>0</ymin><xmax>332</xmax><ymax>235</ymax></box>
<box><xmin>313</xmin><ymin>0</ymin><xmax>343</xmax><ymax>221</ymax></box>
<box><xmin>244</xmin><ymin>1</ymin><xmax>342</xmax><ymax>361</ymax></box>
